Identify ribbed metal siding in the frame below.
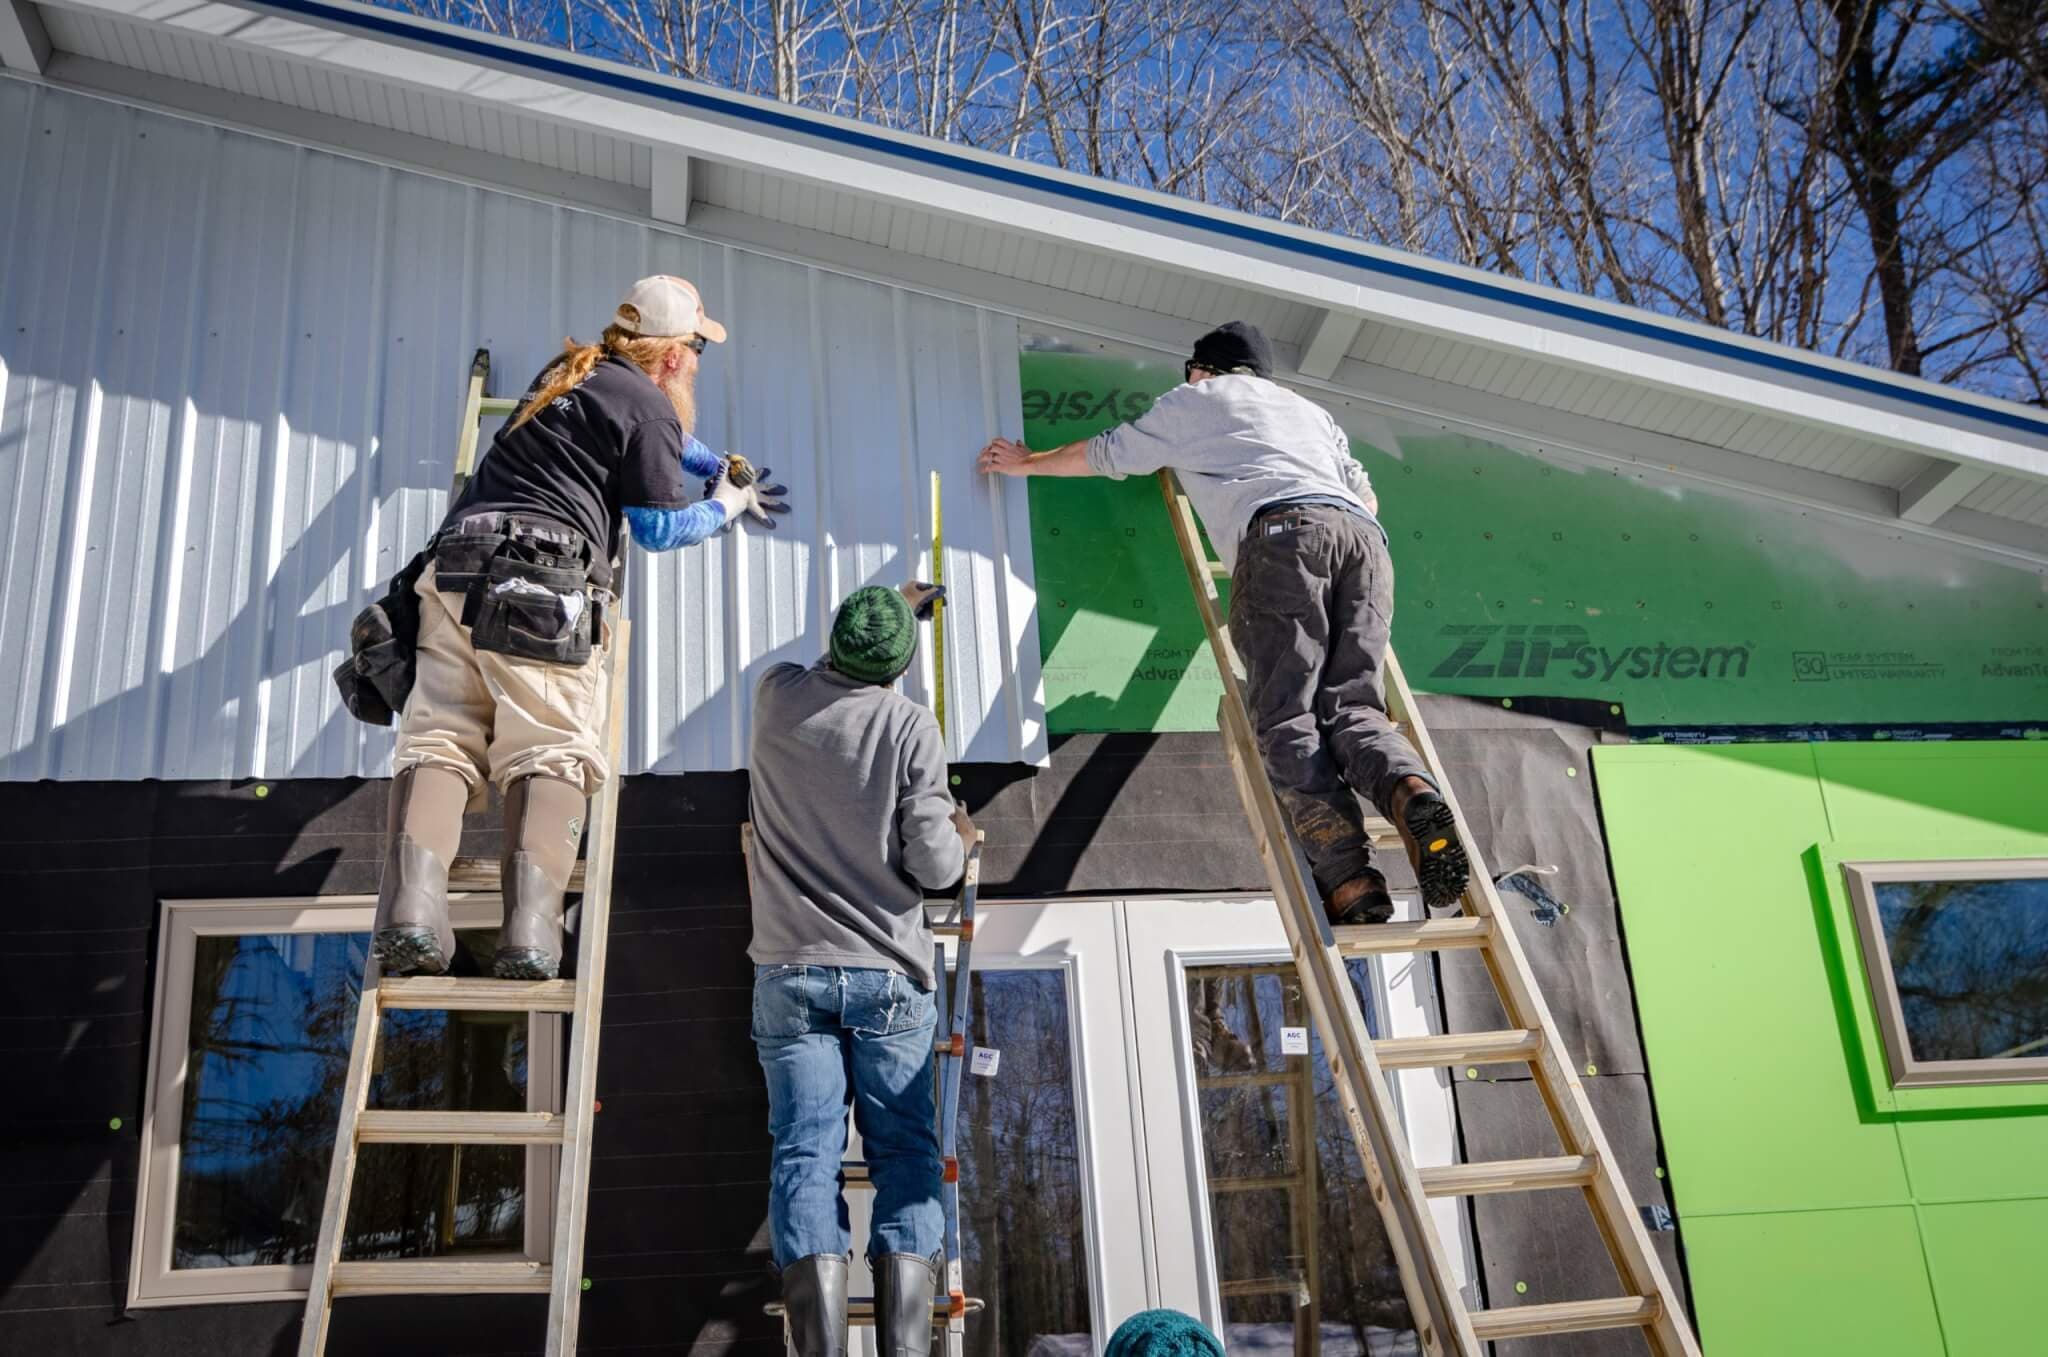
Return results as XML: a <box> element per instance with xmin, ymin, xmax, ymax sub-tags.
<box><xmin>0</xmin><ymin>83</ymin><xmax>1045</xmax><ymax>780</ymax></box>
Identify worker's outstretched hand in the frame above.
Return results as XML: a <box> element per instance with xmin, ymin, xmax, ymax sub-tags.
<box><xmin>976</xmin><ymin>437</ymin><xmax>1033</xmax><ymax>477</ymax></box>
<box><xmin>711</xmin><ymin>463</ymin><xmax>791</xmax><ymax>529</ymax></box>
<box><xmin>899</xmin><ymin>580</ymin><xmax>946</xmax><ymax>620</ymax></box>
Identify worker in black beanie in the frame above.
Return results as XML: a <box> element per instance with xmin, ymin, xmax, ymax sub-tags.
<box><xmin>976</xmin><ymin>320</ymin><xmax>1470</xmax><ymax>922</ymax></box>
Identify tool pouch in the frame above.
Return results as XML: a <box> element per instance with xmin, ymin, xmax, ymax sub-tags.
<box><xmin>466</xmin><ymin>555</ymin><xmax>596</xmax><ymax>666</ymax></box>
<box><xmin>332</xmin><ymin>549</ymin><xmax>428</xmax><ymax>725</ymax></box>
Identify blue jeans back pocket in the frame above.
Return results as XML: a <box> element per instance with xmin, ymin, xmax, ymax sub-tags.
<box><xmin>751</xmin><ymin>964</ymin><xmax>812</xmax><ymax>1040</ymax></box>
<box><xmin>846</xmin><ymin>969</ymin><xmax>935</xmax><ymax>1037</ymax></box>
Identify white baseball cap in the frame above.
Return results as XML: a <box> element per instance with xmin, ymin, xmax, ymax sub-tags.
<box><xmin>613</xmin><ymin>275</ymin><xmax>727</xmax><ymax>343</ymax></box>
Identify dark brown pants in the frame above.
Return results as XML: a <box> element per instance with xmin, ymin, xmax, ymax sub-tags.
<box><xmin>1228</xmin><ymin>504</ymin><xmax>1431</xmax><ymax>896</ymax></box>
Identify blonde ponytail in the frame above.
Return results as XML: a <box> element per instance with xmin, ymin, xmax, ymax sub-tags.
<box><xmin>509</xmin><ymin>324</ymin><xmax>689</xmax><ymax>429</ymax></box>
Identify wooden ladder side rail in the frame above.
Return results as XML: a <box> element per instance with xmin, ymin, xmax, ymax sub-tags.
<box><xmin>297</xmin><ymin>949</ymin><xmax>390</xmax><ymax>1356</ymax></box>
<box><xmin>1381</xmin><ymin>651</ymin><xmax>1702</xmax><ymax>1357</ymax></box>
<box><xmin>450</xmin><ymin>348</ymin><xmax>492</xmax><ymax>500</ymax></box>
<box><xmin>1155</xmin><ymin>472</ymin><xmax>1477</xmax><ymax>1357</ymax></box>
<box><xmin>544</xmin><ymin>621</ymin><xmax>631</xmax><ymax>1355</ymax></box>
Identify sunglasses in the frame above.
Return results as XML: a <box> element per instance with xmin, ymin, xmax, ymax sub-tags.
<box><xmin>683</xmin><ymin>334</ymin><xmax>709</xmax><ymax>354</ymax></box>
<box><xmin>1185</xmin><ymin>360</ymin><xmax>1217</xmax><ymax>383</ymax></box>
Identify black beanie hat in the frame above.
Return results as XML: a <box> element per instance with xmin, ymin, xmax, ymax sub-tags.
<box><xmin>1189</xmin><ymin>321</ymin><xmax>1273</xmax><ymax>379</ymax></box>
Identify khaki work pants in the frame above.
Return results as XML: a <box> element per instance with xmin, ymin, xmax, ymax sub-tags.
<box><xmin>392</xmin><ymin>562</ymin><xmax>611</xmax><ymax>809</ymax></box>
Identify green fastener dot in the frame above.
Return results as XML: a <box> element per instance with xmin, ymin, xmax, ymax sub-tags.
<box><xmin>254</xmin><ymin>784</ymin><xmax>269</xmax><ymax>798</ymax></box>
<box><xmin>109</xmin><ymin>1116</ymin><xmax>123</xmax><ymax>1131</ymax></box>
<box><xmin>1501</xmin><ymin>698</ymin><xmax>1514</xmax><ymax>709</ymax></box>
<box><xmin>1586</xmin><ymin>1063</ymin><xmax>1598</xmax><ymax>1076</ymax></box>
<box><xmin>1566</xmin><ymin>766</ymin><xmax>1578</xmax><ymax>778</ymax></box>
<box><xmin>1464</xmin><ymin>1067</ymin><xmax>1478</xmax><ymax>1080</ymax></box>
<box><xmin>1559</xmin><ymin>903</ymin><xmax>1571</xmax><ymax>915</ymax></box>
<box><xmin>1655</xmin><ymin>1167</ymin><xmax>1666</xmax><ymax>1180</ymax></box>
<box><xmin>1514</xmin><ymin>1281</ymin><xmax>1528</xmax><ymax>1295</ymax></box>
<box><xmin>1609</xmin><ymin>704</ymin><xmax>1621</xmax><ymax>716</ymax></box>
<box><xmin>949</xmin><ymin>774</ymin><xmax>961</xmax><ymax>786</ymax></box>
<box><xmin>580</xmin><ymin>1277</ymin><xmax>592</xmax><ymax>1292</ymax></box>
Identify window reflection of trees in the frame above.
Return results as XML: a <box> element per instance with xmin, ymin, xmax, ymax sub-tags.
<box><xmin>956</xmin><ymin>970</ymin><xmax>1092</xmax><ymax>1357</ymax></box>
<box><xmin>1187</xmin><ymin>964</ymin><xmax>1417</xmax><ymax>1357</ymax></box>
<box><xmin>1877</xmin><ymin>878</ymin><xmax>2048</xmax><ymax>1064</ymax></box>
<box><xmin>173</xmin><ymin>931</ymin><xmax>529</xmax><ymax>1270</ymax></box>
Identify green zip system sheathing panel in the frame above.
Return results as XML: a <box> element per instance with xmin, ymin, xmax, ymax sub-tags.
<box><xmin>1020</xmin><ymin>349</ymin><xmax>2048</xmax><ymax>736</ymax></box>
<box><xmin>1594</xmin><ymin>741</ymin><xmax>2048</xmax><ymax>1356</ymax></box>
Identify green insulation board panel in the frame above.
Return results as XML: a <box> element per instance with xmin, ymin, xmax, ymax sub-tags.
<box><xmin>1594</xmin><ymin>741</ymin><xmax>2048</xmax><ymax>1355</ymax></box>
<box><xmin>1019</xmin><ymin>347</ymin><xmax>2048</xmax><ymax>736</ymax></box>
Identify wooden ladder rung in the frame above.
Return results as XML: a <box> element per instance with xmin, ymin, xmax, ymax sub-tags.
<box><xmin>379</xmin><ymin>976</ymin><xmax>579</xmax><ymax>1013</ymax></box>
<box><xmin>356</xmin><ymin>1110</ymin><xmax>566</xmax><ymax>1145</ymax></box>
<box><xmin>1468</xmin><ymin>1295</ymin><xmax>1660</xmax><ymax>1341</ymax></box>
<box><xmin>330</xmin><ymin>1259</ymin><xmax>551</xmax><ymax>1296</ymax></box>
<box><xmin>1417</xmin><ymin>1155</ymin><xmax>1596</xmax><ymax>1197</ymax></box>
<box><xmin>1372</xmin><ymin>1029</ymin><xmax>1541</xmax><ymax>1070</ymax></box>
<box><xmin>447</xmin><ymin>858</ymin><xmax>587</xmax><ymax>893</ymax></box>
<box><xmin>1335</xmin><ymin>917</ymin><xmax>1493</xmax><ymax>955</ymax></box>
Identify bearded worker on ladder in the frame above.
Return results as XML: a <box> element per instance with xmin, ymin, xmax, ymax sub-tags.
<box><xmin>372</xmin><ymin>276</ymin><xmax>789</xmax><ymax>981</ymax></box>
<box><xmin>977</xmin><ymin>321</ymin><xmax>1470</xmax><ymax>923</ymax></box>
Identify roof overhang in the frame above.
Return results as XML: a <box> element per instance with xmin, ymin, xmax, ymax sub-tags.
<box><xmin>9</xmin><ymin>0</ymin><xmax>2048</xmax><ymax>565</ymax></box>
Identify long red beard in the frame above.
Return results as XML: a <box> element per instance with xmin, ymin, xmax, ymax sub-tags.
<box><xmin>663</xmin><ymin>366</ymin><xmax>698</xmax><ymax>436</ymax></box>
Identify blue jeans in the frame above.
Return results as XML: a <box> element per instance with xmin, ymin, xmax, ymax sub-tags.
<box><xmin>751</xmin><ymin>964</ymin><xmax>943</xmax><ymax>1271</ymax></box>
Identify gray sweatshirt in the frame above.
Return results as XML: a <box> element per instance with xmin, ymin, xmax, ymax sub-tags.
<box><xmin>1086</xmin><ymin>374</ymin><xmax>1376</xmax><ymax>573</ymax></box>
<box><xmin>746</xmin><ymin>658</ymin><xmax>963</xmax><ymax>991</ymax></box>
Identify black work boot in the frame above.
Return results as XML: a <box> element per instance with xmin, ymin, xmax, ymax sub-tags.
<box><xmin>1391</xmin><ymin>777</ymin><xmax>1471</xmax><ymax>916</ymax></box>
<box><xmin>871</xmin><ymin>1253</ymin><xmax>938</xmax><ymax>1357</ymax></box>
<box><xmin>372</xmin><ymin>767</ymin><xmax>462</xmax><ymax>975</ymax></box>
<box><xmin>494</xmin><ymin>774</ymin><xmax>583</xmax><ymax>980</ymax></box>
<box><xmin>780</xmin><ymin>1253</ymin><xmax>849</xmax><ymax>1357</ymax></box>
<box><xmin>1326</xmin><ymin>867</ymin><xmax>1395</xmax><ymax>926</ymax></box>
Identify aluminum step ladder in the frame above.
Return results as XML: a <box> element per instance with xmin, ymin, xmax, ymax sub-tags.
<box><xmin>298</xmin><ymin>351</ymin><xmax>626</xmax><ymax>1356</ymax></box>
<box><xmin>1157</xmin><ymin>471</ymin><xmax>1702</xmax><ymax>1357</ymax></box>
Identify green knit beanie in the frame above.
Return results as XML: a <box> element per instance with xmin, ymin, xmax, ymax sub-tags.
<box><xmin>829</xmin><ymin>585</ymin><xmax>917</xmax><ymax>684</ymax></box>
<box><xmin>1104</xmin><ymin>1309</ymin><xmax>1225</xmax><ymax>1357</ymax></box>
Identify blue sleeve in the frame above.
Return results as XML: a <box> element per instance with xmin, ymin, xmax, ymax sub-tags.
<box><xmin>625</xmin><ymin>501</ymin><xmax>727</xmax><ymax>552</ymax></box>
<box><xmin>679</xmin><ymin>435</ymin><xmax>725</xmax><ymax>481</ymax></box>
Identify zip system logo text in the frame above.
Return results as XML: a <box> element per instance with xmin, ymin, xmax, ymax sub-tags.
<box><xmin>1429</xmin><ymin>624</ymin><xmax>1754</xmax><ymax>682</ymax></box>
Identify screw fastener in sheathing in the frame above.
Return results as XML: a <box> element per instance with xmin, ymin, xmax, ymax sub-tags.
<box><xmin>109</xmin><ymin>1117</ymin><xmax>123</xmax><ymax>1131</ymax></box>
<box><xmin>254</xmin><ymin>784</ymin><xmax>269</xmax><ymax>798</ymax></box>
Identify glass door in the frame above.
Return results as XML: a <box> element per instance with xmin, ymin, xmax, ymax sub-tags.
<box><xmin>1123</xmin><ymin>895</ymin><xmax>1473</xmax><ymax>1356</ymax></box>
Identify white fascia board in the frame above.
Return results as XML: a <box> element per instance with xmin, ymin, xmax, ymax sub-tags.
<box><xmin>1</xmin><ymin>0</ymin><xmax>52</xmax><ymax>71</ymax></box>
<box><xmin>31</xmin><ymin>53</ymin><xmax>648</xmax><ymax>216</ymax></box>
<box><xmin>47</xmin><ymin>0</ymin><xmax>2048</xmax><ymax>482</ymax></box>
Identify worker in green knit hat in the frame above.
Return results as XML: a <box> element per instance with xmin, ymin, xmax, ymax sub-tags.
<box><xmin>746</xmin><ymin>580</ymin><xmax>976</xmax><ymax>1357</ymax></box>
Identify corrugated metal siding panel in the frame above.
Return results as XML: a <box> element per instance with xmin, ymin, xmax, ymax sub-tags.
<box><xmin>41</xmin><ymin>8</ymin><xmax>648</xmax><ymax>187</ymax></box>
<box><xmin>0</xmin><ymin>87</ymin><xmax>1044</xmax><ymax>781</ymax></box>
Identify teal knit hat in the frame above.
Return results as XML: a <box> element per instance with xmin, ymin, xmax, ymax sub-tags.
<box><xmin>829</xmin><ymin>585</ymin><xmax>917</xmax><ymax>684</ymax></box>
<box><xmin>1104</xmin><ymin>1309</ymin><xmax>1225</xmax><ymax>1357</ymax></box>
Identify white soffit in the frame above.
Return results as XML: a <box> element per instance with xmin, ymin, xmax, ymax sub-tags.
<box><xmin>13</xmin><ymin>0</ymin><xmax>2048</xmax><ymax>560</ymax></box>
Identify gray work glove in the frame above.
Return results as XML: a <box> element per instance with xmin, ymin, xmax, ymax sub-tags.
<box><xmin>710</xmin><ymin>462</ymin><xmax>791</xmax><ymax>530</ymax></box>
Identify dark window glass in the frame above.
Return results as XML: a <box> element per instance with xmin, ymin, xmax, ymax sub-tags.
<box><xmin>173</xmin><ymin>929</ymin><xmax>532</xmax><ymax>1269</ymax></box>
<box><xmin>956</xmin><ymin>969</ymin><xmax>1092</xmax><ymax>1357</ymax></box>
<box><xmin>1874</xmin><ymin>876</ymin><xmax>2048</xmax><ymax>1064</ymax></box>
<box><xmin>1186</xmin><ymin>961</ymin><xmax>1415</xmax><ymax>1356</ymax></box>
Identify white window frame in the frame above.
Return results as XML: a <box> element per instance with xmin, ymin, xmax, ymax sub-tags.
<box><xmin>1841</xmin><ymin>858</ymin><xmax>2048</xmax><ymax>1089</ymax></box>
<box><xmin>129</xmin><ymin>895</ymin><xmax>562</xmax><ymax>1308</ymax></box>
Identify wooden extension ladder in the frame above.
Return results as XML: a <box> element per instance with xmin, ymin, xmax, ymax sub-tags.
<box><xmin>298</xmin><ymin>351</ymin><xmax>627</xmax><ymax>1356</ymax></box>
<box><xmin>1158</xmin><ymin>471</ymin><xmax>1702</xmax><ymax>1357</ymax></box>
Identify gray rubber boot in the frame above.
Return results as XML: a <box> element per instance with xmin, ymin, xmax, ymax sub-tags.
<box><xmin>494</xmin><ymin>773</ymin><xmax>584</xmax><ymax>980</ymax></box>
<box><xmin>780</xmin><ymin>1254</ymin><xmax>850</xmax><ymax>1357</ymax></box>
<box><xmin>372</xmin><ymin>766</ymin><xmax>465</xmax><ymax>975</ymax></box>
<box><xmin>871</xmin><ymin>1254</ymin><xmax>938</xmax><ymax>1357</ymax></box>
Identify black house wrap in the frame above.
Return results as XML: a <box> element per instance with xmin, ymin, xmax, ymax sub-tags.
<box><xmin>2</xmin><ymin>701</ymin><xmax>1688</xmax><ymax>1355</ymax></box>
